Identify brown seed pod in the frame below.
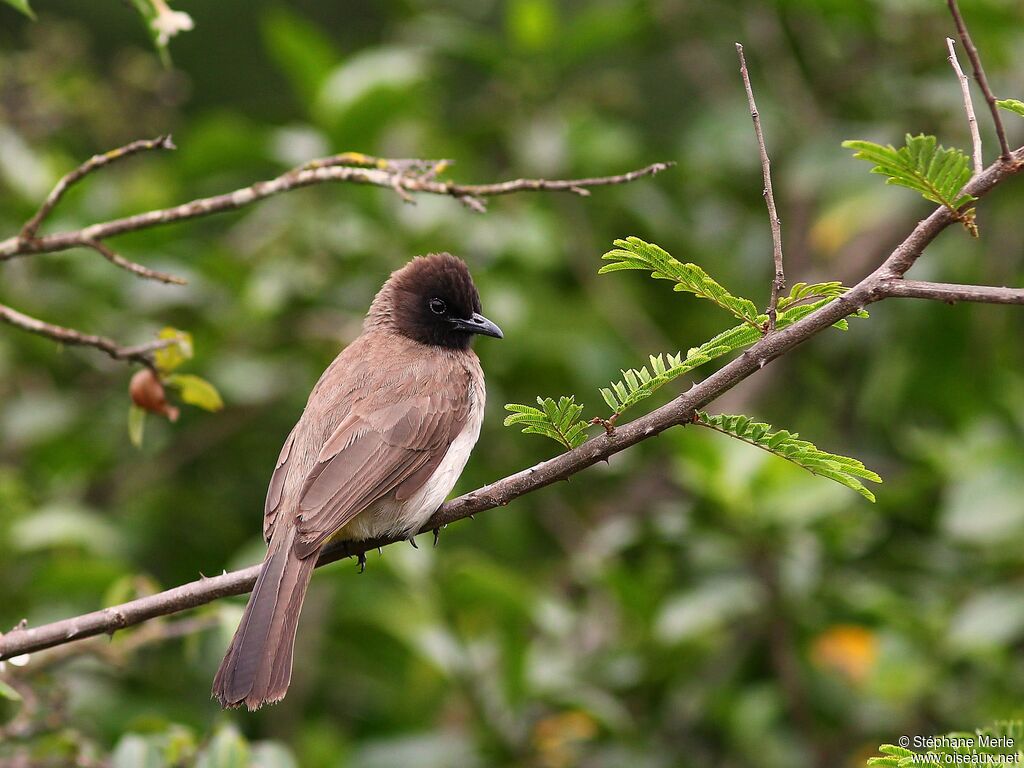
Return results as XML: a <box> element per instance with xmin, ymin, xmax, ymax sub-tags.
<box><xmin>129</xmin><ymin>368</ymin><xmax>180</xmax><ymax>422</ymax></box>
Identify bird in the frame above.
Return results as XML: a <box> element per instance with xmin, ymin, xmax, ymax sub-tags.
<box><xmin>212</xmin><ymin>253</ymin><xmax>502</xmax><ymax>710</ymax></box>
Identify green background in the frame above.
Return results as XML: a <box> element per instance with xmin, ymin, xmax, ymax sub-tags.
<box><xmin>1</xmin><ymin>1</ymin><xmax>1023</xmax><ymax>766</ymax></box>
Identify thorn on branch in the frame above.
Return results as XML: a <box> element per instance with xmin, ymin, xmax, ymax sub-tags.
<box><xmin>590</xmin><ymin>414</ymin><xmax>618</xmax><ymax>435</ymax></box>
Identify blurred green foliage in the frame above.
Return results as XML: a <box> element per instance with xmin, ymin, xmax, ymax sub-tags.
<box><xmin>1</xmin><ymin>1</ymin><xmax>1024</xmax><ymax>767</ymax></box>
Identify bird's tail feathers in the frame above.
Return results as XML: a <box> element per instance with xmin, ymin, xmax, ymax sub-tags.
<box><xmin>212</xmin><ymin>526</ymin><xmax>316</xmax><ymax>710</ymax></box>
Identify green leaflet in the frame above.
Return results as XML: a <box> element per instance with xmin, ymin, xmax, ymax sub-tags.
<box><xmin>601</xmin><ymin>237</ymin><xmax>762</xmax><ymax>328</ymax></box>
<box><xmin>154</xmin><ymin>327</ymin><xmax>194</xmax><ymax>374</ymax></box>
<box><xmin>164</xmin><ymin>374</ymin><xmax>224</xmax><ymax>412</ymax></box>
<box><xmin>776</xmin><ymin>281</ymin><xmax>847</xmax><ymax>311</ymax></box>
<box><xmin>602</xmin><ymin>347</ymin><xmax>730</xmax><ymax>415</ymax></box>
<box><xmin>842</xmin><ymin>134</ymin><xmax>977</xmax><ymax>234</ymax></box>
<box><xmin>2</xmin><ymin>0</ymin><xmax>34</xmax><ymax>19</ymax></box>
<box><xmin>601</xmin><ymin>281</ymin><xmax>867</xmax><ymax>416</ymax></box>
<box><xmin>996</xmin><ymin>99</ymin><xmax>1024</xmax><ymax>119</ymax></box>
<box><xmin>128</xmin><ymin>404</ymin><xmax>147</xmax><ymax>448</ymax></box>
<box><xmin>503</xmin><ymin>396</ymin><xmax>591</xmax><ymax>450</ymax></box>
<box><xmin>695</xmin><ymin>411</ymin><xmax>882</xmax><ymax>501</ymax></box>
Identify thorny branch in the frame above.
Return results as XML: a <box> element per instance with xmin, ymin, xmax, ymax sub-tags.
<box><xmin>736</xmin><ymin>43</ymin><xmax>785</xmax><ymax>331</ymax></box>
<box><xmin>0</xmin><ymin>303</ymin><xmax>178</xmax><ymax>369</ymax></box>
<box><xmin>0</xmin><ymin>139</ymin><xmax>670</xmax><ymax>366</ymax></box>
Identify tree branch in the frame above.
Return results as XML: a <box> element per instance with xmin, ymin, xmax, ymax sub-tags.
<box><xmin>877</xmin><ymin>278</ymin><xmax>1024</xmax><ymax>305</ymax></box>
<box><xmin>19</xmin><ymin>135</ymin><xmax>176</xmax><ymax>242</ymax></box>
<box><xmin>0</xmin><ymin>302</ymin><xmax>177</xmax><ymax>369</ymax></box>
<box><xmin>946</xmin><ymin>0</ymin><xmax>1012</xmax><ymax>162</ymax></box>
<box><xmin>85</xmin><ymin>239</ymin><xmax>187</xmax><ymax>286</ymax></box>
<box><xmin>736</xmin><ymin>43</ymin><xmax>785</xmax><ymax>331</ymax></box>
<box><xmin>946</xmin><ymin>37</ymin><xmax>983</xmax><ymax>176</ymax></box>
<box><xmin>3</xmin><ymin>144</ymin><xmax>1022</xmax><ymax>664</ymax></box>
<box><xmin>0</xmin><ymin>158</ymin><xmax>672</xmax><ymax>260</ymax></box>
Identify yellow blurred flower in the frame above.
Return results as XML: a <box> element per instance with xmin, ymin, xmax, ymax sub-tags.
<box><xmin>810</xmin><ymin>624</ymin><xmax>878</xmax><ymax>684</ymax></box>
<box><xmin>533</xmin><ymin>710</ymin><xmax>599</xmax><ymax>768</ymax></box>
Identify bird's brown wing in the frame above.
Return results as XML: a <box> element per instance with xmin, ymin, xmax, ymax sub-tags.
<box><xmin>292</xmin><ymin>385</ymin><xmax>470</xmax><ymax>558</ymax></box>
<box><xmin>263</xmin><ymin>426</ymin><xmax>296</xmax><ymax>542</ymax></box>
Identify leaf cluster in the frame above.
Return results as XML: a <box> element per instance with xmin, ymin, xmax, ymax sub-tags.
<box><xmin>695</xmin><ymin>412</ymin><xmax>882</xmax><ymax>501</ymax></box>
<box><xmin>599</xmin><ymin>278</ymin><xmax>864</xmax><ymax>416</ymax></box>
<box><xmin>600</xmin><ymin>237</ymin><xmax>762</xmax><ymax>328</ymax></box>
<box><xmin>842</xmin><ymin>134</ymin><xmax>977</xmax><ymax>234</ymax></box>
<box><xmin>503</xmin><ymin>396</ymin><xmax>590</xmax><ymax>449</ymax></box>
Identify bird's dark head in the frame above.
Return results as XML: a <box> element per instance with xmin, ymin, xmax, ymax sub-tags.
<box><xmin>370</xmin><ymin>253</ymin><xmax>503</xmax><ymax>349</ymax></box>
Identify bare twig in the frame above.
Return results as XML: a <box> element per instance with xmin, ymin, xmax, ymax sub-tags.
<box><xmin>0</xmin><ymin>303</ymin><xmax>177</xmax><ymax>367</ymax></box>
<box><xmin>0</xmin><ymin>159</ymin><xmax>672</xmax><ymax>260</ymax></box>
<box><xmin>19</xmin><ymin>136</ymin><xmax>175</xmax><ymax>242</ymax></box>
<box><xmin>3</xmin><ymin>144</ymin><xmax>1021</xmax><ymax>664</ymax></box>
<box><xmin>877</xmin><ymin>278</ymin><xmax>1024</xmax><ymax>305</ymax></box>
<box><xmin>947</xmin><ymin>38</ymin><xmax>983</xmax><ymax>175</ymax></box>
<box><xmin>736</xmin><ymin>43</ymin><xmax>785</xmax><ymax>331</ymax></box>
<box><xmin>86</xmin><ymin>239</ymin><xmax>186</xmax><ymax>285</ymax></box>
<box><xmin>947</xmin><ymin>0</ymin><xmax>1012</xmax><ymax>162</ymax></box>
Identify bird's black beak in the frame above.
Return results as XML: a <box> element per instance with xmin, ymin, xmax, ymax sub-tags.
<box><xmin>451</xmin><ymin>312</ymin><xmax>503</xmax><ymax>339</ymax></box>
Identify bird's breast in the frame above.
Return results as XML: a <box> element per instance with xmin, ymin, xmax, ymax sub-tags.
<box><xmin>334</xmin><ymin>376</ymin><xmax>485</xmax><ymax>542</ymax></box>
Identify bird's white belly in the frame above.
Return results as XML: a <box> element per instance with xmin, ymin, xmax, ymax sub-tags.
<box><xmin>338</xmin><ymin>397</ymin><xmax>483</xmax><ymax>541</ymax></box>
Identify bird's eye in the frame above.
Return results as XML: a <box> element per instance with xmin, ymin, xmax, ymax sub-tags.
<box><xmin>429</xmin><ymin>298</ymin><xmax>447</xmax><ymax>315</ymax></box>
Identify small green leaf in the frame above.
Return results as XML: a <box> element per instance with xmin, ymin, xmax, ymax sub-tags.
<box><xmin>128</xmin><ymin>404</ymin><xmax>147</xmax><ymax>448</ymax></box>
<box><xmin>154</xmin><ymin>327</ymin><xmax>193</xmax><ymax>374</ymax></box>
<box><xmin>0</xmin><ymin>679</ymin><xmax>22</xmax><ymax>701</ymax></box>
<box><xmin>600</xmin><ymin>388</ymin><xmax>619</xmax><ymax>411</ymax></box>
<box><xmin>996</xmin><ymin>98</ymin><xmax>1024</xmax><ymax>118</ymax></box>
<box><xmin>165</xmin><ymin>374</ymin><xmax>224</xmax><ymax>412</ymax></box>
<box><xmin>2</xmin><ymin>0</ymin><xmax>34</xmax><ymax>19</ymax></box>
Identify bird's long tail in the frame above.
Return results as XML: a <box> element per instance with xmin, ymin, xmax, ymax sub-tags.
<box><xmin>212</xmin><ymin>525</ymin><xmax>316</xmax><ymax>710</ymax></box>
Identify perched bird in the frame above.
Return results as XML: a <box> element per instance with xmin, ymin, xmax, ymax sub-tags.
<box><xmin>213</xmin><ymin>253</ymin><xmax>502</xmax><ymax>710</ymax></box>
